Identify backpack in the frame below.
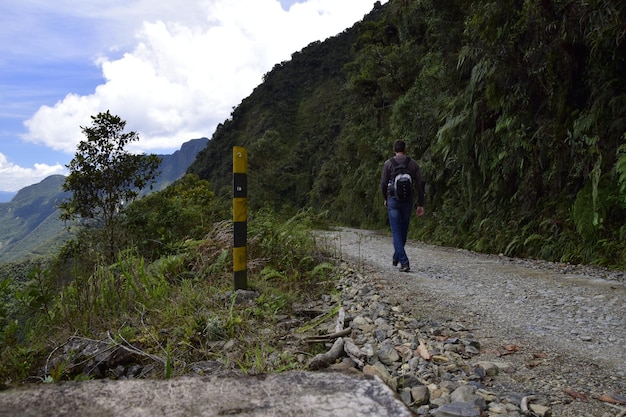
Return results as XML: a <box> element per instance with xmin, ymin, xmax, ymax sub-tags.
<box><xmin>390</xmin><ymin>157</ymin><xmax>413</xmax><ymax>201</ymax></box>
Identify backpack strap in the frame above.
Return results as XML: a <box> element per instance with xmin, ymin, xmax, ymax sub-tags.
<box><xmin>390</xmin><ymin>157</ymin><xmax>410</xmax><ymax>168</ymax></box>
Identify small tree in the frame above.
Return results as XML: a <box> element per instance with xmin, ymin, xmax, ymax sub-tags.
<box><xmin>60</xmin><ymin>111</ymin><xmax>161</xmax><ymax>261</ymax></box>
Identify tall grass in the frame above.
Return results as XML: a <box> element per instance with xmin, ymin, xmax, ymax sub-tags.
<box><xmin>0</xmin><ymin>209</ymin><xmax>338</xmax><ymax>381</ymax></box>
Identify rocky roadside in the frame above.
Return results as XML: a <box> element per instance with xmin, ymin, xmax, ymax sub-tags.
<box><xmin>310</xmin><ymin>228</ymin><xmax>626</xmax><ymax>417</ymax></box>
<box><xmin>5</xmin><ymin>227</ymin><xmax>624</xmax><ymax>417</ymax></box>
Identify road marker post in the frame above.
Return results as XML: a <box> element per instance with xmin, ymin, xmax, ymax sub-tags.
<box><xmin>233</xmin><ymin>146</ymin><xmax>248</xmax><ymax>290</ymax></box>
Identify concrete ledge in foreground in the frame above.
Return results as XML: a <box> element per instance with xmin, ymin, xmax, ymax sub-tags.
<box><xmin>0</xmin><ymin>371</ymin><xmax>416</xmax><ymax>417</ymax></box>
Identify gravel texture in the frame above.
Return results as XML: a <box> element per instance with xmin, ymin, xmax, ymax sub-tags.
<box><xmin>315</xmin><ymin>227</ymin><xmax>626</xmax><ymax>417</ymax></box>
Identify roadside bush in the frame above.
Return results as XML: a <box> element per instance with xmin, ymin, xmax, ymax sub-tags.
<box><xmin>120</xmin><ymin>174</ymin><xmax>229</xmax><ymax>260</ymax></box>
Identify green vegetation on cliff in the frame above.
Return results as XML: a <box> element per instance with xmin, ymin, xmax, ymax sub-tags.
<box><xmin>190</xmin><ymin>0</ymin><xmax>626</xmax><ymax>267</ymax></box>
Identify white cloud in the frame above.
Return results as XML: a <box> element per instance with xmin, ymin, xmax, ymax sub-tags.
<box><xmin>22</xmin><ymin>0</ymin><xmax>384</xmax><ymax>154</ymax></box>
<box><xmin>0</xmin><ymin>152</ymin><xmax>67</xmax><ymax>192</ymax></box>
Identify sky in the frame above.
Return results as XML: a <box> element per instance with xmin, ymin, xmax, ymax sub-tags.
<box><xmin>0</xmin><ymin>0</ymin><xmax>387</xmax><ymax>194</ymax></box>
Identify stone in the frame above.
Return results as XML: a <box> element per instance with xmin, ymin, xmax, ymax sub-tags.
<box><xmin>399</xmin><ymin>388</ymin><xmax>412</xmax><ymax>404</ymax></box>
<box><xmin>0</xmin><ymin>371</ymin><xmax>416</xmax><ymax>417</ymax></box>
<box><xmin>233</xmin><ymin>289</ymin><xmax>259</xmax><ymax>303</ymax></box>
<box><xmin>363</xmin><ymin>364</ymin><xmax>384</xmax><ymax>379</ymax></box>
<box><xmin>529</xmin><ymin>403</ymin><xmax>551</xmax><ymax>416</ymax></box>
<box><xmin>411</xmin><ymin>385</ymin><xmax>430</xmax><ymax>406</ymax></box>
<box><xmin>430</xmin><ymin>396</ymin><xmax>451</xmax><ymax>408</ymax></box>
<box><xmin>364</xmin><ymin>362</ymin><xmax>395</xmax><ymax>390</ymax></box>
<box><xmin>222</xmin><ymin>339</ymin><xmax>237</xmax><ymax>352</ymax></box>
<box><xmin>430</xmin><ymin>401</ymin><xmax>481</xmax><ymax>417</ymax></box>
<box><xmin>362</xmin><ymin>343</ymin><xmax>376</xmax><ymax>359</ymax></box>
<box><xmin>464</xmin><ymin>345</ymin><xmax>480</xmax><ymax>355</ymax></box>
<box><xmin>378</xmin><ymin>343</ymin><xmax>400</xmax><ymax>366</ymax></box>
<box><xmin>475</xmin><ymin>361</ymin><xmax>499</xmax><ymax>377</ymax></box>
<box><xmin>375</xmin><ymin>329</ymin><xmax>388</xmax><ymax>342</ymax></box>
<box><xmin>475</xmin><ymin>389</ymin><xmax>497</xmax><ymax>402</ymax></box>
<box><xmin>491</xmin><ymin>361</ymin><xmax>515</xmax><ymax>373</ymax></box>
<box><xmin>487</xmin><ymin>401</ymin><xmax>507</xmax><ymax>414</ymax></box>
<box><xmin>450</xmin><ymin>385</ymin><xmax>477</xmax><ymax>403</ymax></box>
<box><xmin>189</xmin><ymin>360</ymin><xmax>225</xmax><ymax>375</ymax></box>
<box><xmin>398</xmin><ymin>374</ymin><xmax>421</xmax><ymax>389</ymax></box>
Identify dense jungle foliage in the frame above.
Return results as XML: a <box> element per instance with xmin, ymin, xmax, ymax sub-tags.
<box><xmin>189</xmin><ymin>0</ymin><xmax>626</xmax><ymax>267</ymax></box>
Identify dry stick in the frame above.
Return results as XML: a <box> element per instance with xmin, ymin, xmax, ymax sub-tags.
<box><xmin>296</xmin><ymin>305</ymin><xmax>341</xmax><ymax>334</ymax></box>
<box><xmin>138</xmin><ymin>315</ymin><xmax>175</xmax><ymax>364</ymax></box>
<box><xmin>307</xmin><ymin>306</ymin><xmax>348</xmax><ymax>370</ymax></box>
<box><xmin>304</xmin><ymin>327</ymin><xmax>352</xmax><ymax>343</ymax></box>
<box><xmin>343</xmin><ymin>337</ymin><xmax>365</xmax><ymax>368</ymax></box>
<box><xmin>335</xmin><ymin>307</ymin><xmax>345</xmax><ymax>333</ymax></box>
<box><xmin>106</xmin><ymin>331</ymin><xmax>166</xmax><ymax>366</ymax></box>
<box><xmin>520</xmin><ymin>395</ymin><xmax>536</xmax><ymax>414</ymax></box>
<box><xmin>307</xmin><ymin>337</ymin><xmax>345</xmax><ymax>370</ymax></box>
<box><xmin>44</xmin><ymin>340</ymin><xmax>71</xmax><ymax>378</ymax></box>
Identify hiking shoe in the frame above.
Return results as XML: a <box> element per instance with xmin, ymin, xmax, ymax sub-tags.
<box><xmin>392</xmin><ymin>259</ymin><xmax>399</xmax><ymax>266</ymax></box>
<box><xmin>399</xmin><ymin>263</ymin><xmax>410</xmax><ymax>272</ymax></box>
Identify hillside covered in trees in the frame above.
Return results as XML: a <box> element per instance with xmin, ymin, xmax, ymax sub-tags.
<box><xmin>189</xmin><ymin>0</ymin><xmax>626</xmax><ymax>267</ymax></box>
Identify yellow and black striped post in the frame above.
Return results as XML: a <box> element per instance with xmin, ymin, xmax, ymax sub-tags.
<box><xmin>233</xmin><ymin>146</ymin><xmax>248</xmax><ymax>290</ymax></box>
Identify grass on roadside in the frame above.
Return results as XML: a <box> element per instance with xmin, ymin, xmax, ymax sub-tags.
<box><xmin>0</xmin><ymin>209</ymin><xmax>339</xmax><ymax>382</ymax></box>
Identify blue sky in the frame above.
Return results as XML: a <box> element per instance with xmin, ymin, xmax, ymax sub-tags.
<box><xmin>0</xmin><ymin>0</ymin><xmax>387</xmax><ymax>194</ymax></box>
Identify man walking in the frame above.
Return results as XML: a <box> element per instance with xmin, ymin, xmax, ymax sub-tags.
<box><xmin>380</xmin><ymin>140</ymin><xmax>425</xmax><ymax>272</ymax></box>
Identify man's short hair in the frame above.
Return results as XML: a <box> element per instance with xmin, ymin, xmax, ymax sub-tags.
<box><xmin>393</xmin><ymin>140</ymin><xmax>406</xmax><ymax>153</ymax></box>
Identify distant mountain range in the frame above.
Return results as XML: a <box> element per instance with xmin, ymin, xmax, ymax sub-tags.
<box><xmin>0</xmin><ymin>138</ymin><xmax>208</xmax><ymax>263</ymax></box>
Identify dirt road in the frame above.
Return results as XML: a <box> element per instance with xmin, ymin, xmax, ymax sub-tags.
<box><xmin>316</xmin><ymin>227</ymin><xmax>626</xmax><ymax>416</ymax></box>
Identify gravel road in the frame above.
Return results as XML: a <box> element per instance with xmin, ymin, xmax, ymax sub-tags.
<box><xmin>315</xmin><ymin>227</ymin><xmax>626</xmax><ymax>416</ymax></box>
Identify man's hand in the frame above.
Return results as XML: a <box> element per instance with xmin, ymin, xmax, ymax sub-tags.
<box><xmin>416</xmin><ymin>206</ymin><xmax>425</xmax><ymax>217</ymax></box>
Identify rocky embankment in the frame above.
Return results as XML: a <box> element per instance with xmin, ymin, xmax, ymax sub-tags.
<box><xmin>312</xmin><ymin>228</ymin><xmax>626</xmax><ymax>416</ymax></box>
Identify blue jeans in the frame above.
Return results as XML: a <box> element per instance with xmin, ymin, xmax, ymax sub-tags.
<box><xmin>387</xmin><ymin>197</ymin><xmax>413</xmax><ymax>265</ymax></box>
